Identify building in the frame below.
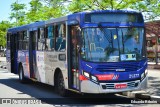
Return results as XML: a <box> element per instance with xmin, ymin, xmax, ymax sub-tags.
<box><xmin>145</xmin><ymin>20</ymin><xmax>160</xmax><ymax>67</ymax></box>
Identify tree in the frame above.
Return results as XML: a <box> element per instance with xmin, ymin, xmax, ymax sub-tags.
<box><xmin>26</xmin><ymin>0</ymin><xmax>45</xmax><ymax>23</ymax></box>
<box><xmin>9</xmin><ymin>2</ymin><xmax>26</xmax><ymax>26</ymax></box>
<box><xmin>68</xmin><ymin>0</ymin><xmax>140</xmax><ymax>12</ymax></box>
<box><xmin>0</xmin><ymin>21</ymin><xmax>12</xmax><ymax>47</ymax></box>
<box><xmin>130</xmin><ymin>0</ymin><xmax>160</xmax><ymax>20</ymax></box>
<box><xmin>68</xmin><ymin>0</ymin><xmax>160</xmax><ymax>20</ymax></box>
<box><xmin>41</xmin><ymin>0</ymin><xmax>69</xmax><ymax>18</ymax></box>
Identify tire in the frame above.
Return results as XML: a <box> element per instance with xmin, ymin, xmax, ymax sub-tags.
<box><xmin>18</xmin><ymin>65</ymin><xmax>28</xmax><ymax>83</ymax></box>
<box><xmin>56</xmin><ymin>72</ymin><xmax>68</xmax><ymax>97</ymax></box>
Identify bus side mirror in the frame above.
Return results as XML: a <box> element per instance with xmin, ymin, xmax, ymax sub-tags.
<box><xmin>77</xmin><ymin>26</ymin><xmax>81</xmax><ymax>32</ymax></box>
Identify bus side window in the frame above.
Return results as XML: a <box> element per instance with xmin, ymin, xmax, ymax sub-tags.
<box><xmin>32</xmin><ymin>31</ymin><xmax>37</xmax><ymax>50</ymax></box>
<box><xmin>38</xmin><ymin>28</ymin><xmax>45</xmax><ymax>51</ymax></box>
<box><xmin>55</xmin><ymin>24</ymin><xmax>66</xmax><ymax>51</ymax></box>
<box><xmin>46</xmin><ymin>25</ymin><xmax>54</xmax><ymax>51</ymax></box>
<box><xmin>18</xmin><ymin>32</ymin><xmax>23</xmax><ymax>50</ymax></box>
<box><xmin>22</xmin><ymin>31</ymin><xmax>29</xmax><ymax>50</ymax></box>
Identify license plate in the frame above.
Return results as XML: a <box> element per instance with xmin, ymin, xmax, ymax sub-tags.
<box><xmin>115</xmin><ymin>84</ymin><xmax>127</xmax><ymax>89</ymax></box>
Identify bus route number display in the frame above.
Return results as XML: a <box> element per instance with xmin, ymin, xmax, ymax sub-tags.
<box><xmin>120</xmin><ymin>54</ymin><xmax>136</xmax><ymax>61</ymax></box>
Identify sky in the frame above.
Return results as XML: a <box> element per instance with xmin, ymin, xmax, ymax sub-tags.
<box><xmin>0</xmin><ymin>0</ymin><xmax>31</xmax><ymax>22</ymax></box>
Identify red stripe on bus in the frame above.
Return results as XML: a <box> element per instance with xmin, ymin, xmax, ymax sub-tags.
<box><xmin>96</xmin><ymin>74</ymin><xmax>114</xmax><ymax>80</ymax></box>
<box><xmin>79</xmin><ymin>75</ymin><xmax>88</xmax><ymax>80</ymax></box>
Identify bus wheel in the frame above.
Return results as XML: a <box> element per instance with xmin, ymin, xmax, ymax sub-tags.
<box><xmin>18</xmin><ymin>65</ymin><xmax>27</xmax><ymax>83</ymax></box>
<box><xmin>57</xmin><ymin>72</ymin><xmax>68</xmax><ymax>97</ymax></box>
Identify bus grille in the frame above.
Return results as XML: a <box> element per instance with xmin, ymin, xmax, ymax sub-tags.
<box><xmin>96</xmin><ymin>63</ymin><xmax>141</xmax><ymax>72</ymax></box>
<box><xmin>101</xmin><ymin>80</ymin><xmax>140</xmax><ymax>89</ymax></box>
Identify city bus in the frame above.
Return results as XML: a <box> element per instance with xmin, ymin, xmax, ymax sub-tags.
<box><xmin>6</xmin><ymin>10</ymin><xmax>148</xmax><ymax>96</ymax></box>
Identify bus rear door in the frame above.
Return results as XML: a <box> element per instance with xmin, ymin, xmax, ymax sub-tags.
<box><xmin>10</xmin><ymin>33</ymin><xmax>18</xmax><ymax>74</ymax></box>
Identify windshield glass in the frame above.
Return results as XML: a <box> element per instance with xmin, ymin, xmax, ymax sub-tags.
<box><xmin>81</xmin><ymin>27</ymin><xmax>145</xmax><ymax>62</ymax></box>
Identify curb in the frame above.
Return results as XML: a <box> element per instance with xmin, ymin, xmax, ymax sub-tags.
<box><xmin>150</xmin><ymin>96</ymin><xmax>160</xmax><ymax>103</ymax></box>
<box><xmin>148</xmin><ymin>65</ymin><xmax>160</xmax><ymax>69</ymax></box>
<box><xmin>121</xmin><ymin>91</ymin><xmax>160</xmax><ymax>104</ymax></box>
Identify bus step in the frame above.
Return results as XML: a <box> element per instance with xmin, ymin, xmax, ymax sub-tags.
<box><xmin>30</xmin><ymin>78</ymin><xmax>38</xmax><ymax>82</ymax></box>
<box><xmin>68</xmin><ymin>88</ymin><xmax>81</xmax><ymax>94</ymax></box>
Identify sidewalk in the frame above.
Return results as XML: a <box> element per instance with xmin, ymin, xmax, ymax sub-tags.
<box><xmin>0</xmin><ymin>57</ymin><xmax>7</xmax><ymax>69</ymax></box>
<box><xmin>148</xmin><ymin>62</ymin><xmax>160</xmax><ymax>69</ymax></box>
<box><xmin>147</xmin><ymin>62</ymin><xmax>160</xmax><ymax>98</ymax></box>
<box><xmin>147</xmin><ymin>69</ymin><xmax>160</xmax><ymax>96</ymax></box>
<box><xmin>131</xmin><ymin>69</ymin><xmax>160</xmax><ymax>103</ymax></box>
<box><xmin>0</xmin><ymin>57</ymin><xmax>6</xmax><ymax>62</ymax></box>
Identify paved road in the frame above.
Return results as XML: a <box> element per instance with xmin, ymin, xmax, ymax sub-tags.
<box><xmin>0</xmin><ymin>68</ymin><xmax>160</xmax><ymax>106</ymax></box>
<box><xmin>147</xmin><ymin>69</ymin><xmax>160</xmax><ymax>96</ymax></box>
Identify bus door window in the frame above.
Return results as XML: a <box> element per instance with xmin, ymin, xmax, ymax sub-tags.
<box><xmin>71</xmin><ymin>27</ymin><xmax>78</xmax><ymax>69</ymax></box>
<box><xmin>71</xmin><ymin>26</ymin><xmax>81</xmax><ymax>69</ymax></box>
<box><xmin>55</xmin><ymin>24</ymin><xmax>66</xmax><ymax>51</ymax></box>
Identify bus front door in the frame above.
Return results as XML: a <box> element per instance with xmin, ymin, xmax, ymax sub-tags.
<box><xmin>29</xmin><ymin>31</ymin><xmax>37</xmax><ymax>79</ymax></box>
<box><xmin>69</xmin><ymin>26</ymin><xmax>80</xmax><ymax>90</ymax></box>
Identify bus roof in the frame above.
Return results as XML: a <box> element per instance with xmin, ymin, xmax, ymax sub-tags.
<box><xmin>7</xmin><ymin>9</ymin><xmax>142</xmax><ymax>33</ymax></box>
<box><xmin>8</xmin><ymin>21</ymin><xmax>45</xmax><ymax>33</ymax></box>
<box><xmin>81</xmin><ymin>9</ymin><xmax>140</xmax><ymax>14</ymax></box>
<box><xmin>45</xmin><ymin>16</ymin><xmax>67</xmax><ymax>25</ymax></box>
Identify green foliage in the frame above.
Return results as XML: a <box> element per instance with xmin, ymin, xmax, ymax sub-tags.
<box><xmin>6</xmin><ymin>0</ymin><xmax>160</xmax><ymax>26</ymax></box>
<box><xmin>26</xmin><ymin>0</ymin><xmax>67</xmax><ymax>23</ymax></box>
<box><xmin>0</xmin><ymin>21</ymin><xmax>12</xmax><ymax>47</ymax></box>
<box><xmin>68</xmin><ymin>0</ymin><xmax>140</xmax><ymax>12</ymax></box>
<box><xmin>26</xmin><ymin>0</ymin><xmax>45</xmax><ymax>23</ymax></box>
<box><xmin>9</xmin><ymin>2</ymin><xmax>26</xmax><ymax>26</ymax></box>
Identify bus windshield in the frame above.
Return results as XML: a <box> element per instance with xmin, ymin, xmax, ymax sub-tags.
<box><xmin>81</xmin><ymin>27</ymin><xmax>145</xmax><ymax>62</ymax></box>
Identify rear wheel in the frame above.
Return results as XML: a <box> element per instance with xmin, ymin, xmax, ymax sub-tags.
<box><xmin>56</xmin><ymin>72</ymin><xmax>68</xmax><ymax>97</ymax></box>
<box><xmin>19</xmin><ymin>65</ymin><xmax>28</xmax><ymax>83</ymax></box>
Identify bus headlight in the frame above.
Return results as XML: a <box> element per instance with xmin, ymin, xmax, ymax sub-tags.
<box><xmin>83</xmin><ymin>71</ymin><xmax>90</xmax><ymax>78</ymax></box>
<box><xmin>141</xmin><ymin>70</ymin><xmax>148</xmax><ymax>81</ymax></box>
<box><xmin>82</xmin><ymin>71</ymin><xmax>98</xmax><ymax>83</ymax></box>
<box><xmin>145</xmin><ymin>70</ymin><xmax>148</xmax><ymax>75</ymax></box>
<box><xmin>141</xmin><ymin>72</ymin><xmax>145</xmax><ymax>80</ymax></box>
<box><xmin>91</xmin><ymin>75</ymin><xmax>98</xmax><ymax>82</ymax></box>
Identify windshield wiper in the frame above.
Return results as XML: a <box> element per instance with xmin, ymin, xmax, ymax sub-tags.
<box><xmin>85</xmin><ymin>30</ymin><xmax>93</xmax><ymax>60</ymax></box>
<box><xmin>121</xmin><ymin>29</ymin><xmax>125</xmax><ymax>53</ymax></box>
<box><xmin>98</xmin><ymin>22</ymin><xmax>112</xmax><ymax>44</ymax></box>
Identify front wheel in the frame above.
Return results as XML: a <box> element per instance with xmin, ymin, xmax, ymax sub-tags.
<box><xmin>56</xmin><ymin>72</ymin><xmax>68</xmax><ymax>97</ymax></box>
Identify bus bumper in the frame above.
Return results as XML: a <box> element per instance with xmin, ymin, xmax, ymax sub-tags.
<box><xmin>81</xmin><ymin>76</ymin><xmax>148</xmax><ymax>94</ymax></box>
